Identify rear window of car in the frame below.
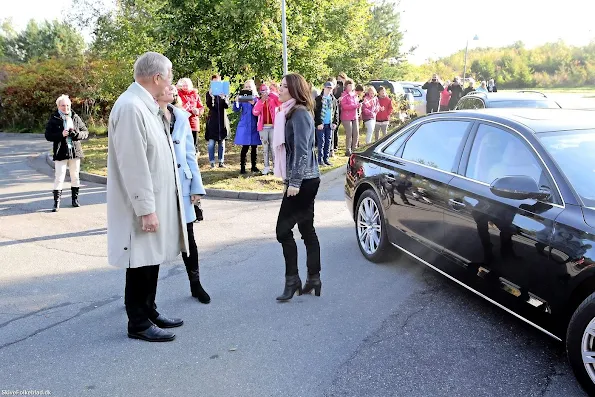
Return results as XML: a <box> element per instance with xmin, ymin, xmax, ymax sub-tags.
<box><xmin>488</xmin><ymin>100</ymin><xmax>560</xmax><ymax>109</ymax></box>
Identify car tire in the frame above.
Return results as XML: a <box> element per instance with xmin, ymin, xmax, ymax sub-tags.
<box><xmin>566</xmin><ymin>291</ymin><xmax>595</xmax><ymax>396</ymax></box>
<box><xmin>355</xmin><ymin>189</ymin><xmax>393</xmax><ymax>263</ymax></box>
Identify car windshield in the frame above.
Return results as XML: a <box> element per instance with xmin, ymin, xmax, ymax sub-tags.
<box><xmin>539</xmin><ymin>129</ymin><xmax>595</xmax><ymax>207</ymax></box>
<box><xmin>489</xmin><ymin>100</ymin><xmax>560</xmax><ymax>109</ymax></box>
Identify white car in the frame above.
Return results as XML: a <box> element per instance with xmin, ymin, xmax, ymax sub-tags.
<box><xmin>400</xmin><ymin>82</ymin><xmax>427</xmax><ymax>116</ymax></box>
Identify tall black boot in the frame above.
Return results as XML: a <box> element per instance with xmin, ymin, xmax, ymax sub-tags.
<box><xmin>52</xmin><ymin>190</ymin><xmax>62</xmax><ymax>212</ymax></box>
<box><xmin>186</xmin><ymin>267</ymin><xmax>211</xmax><ymax>304</ymax></box>
<box><xmin>302</xmin><ymin>273</ymin><xmax>322</xmax><ymax>296</ymax></box>
<box><xmin>240</xmin><ymin>147</ymin><xmax>247</xmax><ymax>174</ymax></box>
<box><xmin>71</xmin><ymin>187</ymin><xmax>80</xmax><ymax>207</ymax></box>
<box><xmin>276</xmin><ymin>275</ymin><xmax>302</xmax><ymax>301</ymax></box>
<box><xmin>250</xmin><ymin>146</ymin><xmax>259</xmax><ymax>173</ymax></box>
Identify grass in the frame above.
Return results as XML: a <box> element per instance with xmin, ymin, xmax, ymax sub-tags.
<box><xmin>78</xmin><ymin>127</ymin><xmax>371</xmax><ymax>192</ymax></box>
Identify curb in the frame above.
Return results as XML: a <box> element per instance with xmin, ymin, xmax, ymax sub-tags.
<box><xmin>42</xmin><ymin>153</ymin><xmax>345</xmax><ymax>201</ymax></box>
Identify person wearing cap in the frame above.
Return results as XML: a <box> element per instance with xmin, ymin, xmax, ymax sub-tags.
<box><xmin>253</xmin><ymin>83</ymin><xmax>281</xmax><ymax>175</ymax></box>
<box><xmin>314</xmin><ymin>81</ymin><xmax>339</xmax><ymax>166</ymax></box>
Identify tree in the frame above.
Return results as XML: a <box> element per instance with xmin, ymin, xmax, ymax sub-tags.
<box><xmin>2</xmin><ymin>20</ymin><xmax>85</xmax><ymax>62</ymax></box>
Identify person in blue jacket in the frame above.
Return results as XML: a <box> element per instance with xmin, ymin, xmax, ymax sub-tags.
<box><xmin>159</xmin><ymin>85</ymin><xmax>211</xmax><ymax>304</ymax></box>
<box><xmin>233</xmin><ymin>80</ymin><xmax>262</xmax><ymax>174</ymax></box>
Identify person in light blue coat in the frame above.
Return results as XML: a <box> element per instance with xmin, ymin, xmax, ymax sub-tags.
<box><xmin>159</xmin><ymin>85</ymin><xmax>211</xmax><ymax>304</ymax></box>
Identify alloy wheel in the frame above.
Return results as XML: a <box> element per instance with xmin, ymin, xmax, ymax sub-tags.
<box><xmin>357</xmin><ymin>197</ymin><xmax>382</xmax><ymax>255</ymax></box>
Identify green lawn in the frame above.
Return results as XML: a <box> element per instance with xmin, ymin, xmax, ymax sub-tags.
<box><xmin>78</xmin><ymin>127</ymin><xmax>371</xmax><ymax>192</ymax></box>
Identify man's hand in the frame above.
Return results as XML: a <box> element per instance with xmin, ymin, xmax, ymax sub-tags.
<box><xmin>287</xmin><ymin>186</ymin><xmax>300</xmax><ymax>197</ymax></box>
<box><xmin>317</xmin><ymin>124</ymin><xmax>323</xmax><ymax>130</ymax></box>
<box><xmin>248</xmin><ymin>100</ymin><xmax>255</xmax><ymax>105</ymax></box>
<box><xmin>141</xmin><ymin>212</ymin><xmax>159</xmax><ymax>233</ymax></box>
<box><xmin>380</xmin><ymin>106</ymin><xmax>385</xmax><ymax>111</ymax></box>
<box><xmin>62</xmin><ymin>130</ymin><xmax>69</xmax><ymax>137</ymax></box>
<box><xmin>190</xmin><ymin>195</ymin><xmax>201</xmax><ymax>204</ymax></box>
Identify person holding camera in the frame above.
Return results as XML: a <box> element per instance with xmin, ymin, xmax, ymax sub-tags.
<box><xmin>448</xmin><ymin>77</ymin><xmax>465</xmax><ymax>110</ymax></box>
<box><xmin>422</xmin><ymin>74</ymin><xmax>444</xmax><ymax>114</ymax></box>
<box><xmin>253</xmin><ymin>83</ymin><xmax>281</xmax><ymax>175</ymax></box>
<box><xmin>176</xmin><ymin>78</ymin><xmax>204</xmax><ymax>153</ymax></box>
<box><xmin>314</xmin><ymin>81</ymin><xmax>338</xmax><ymax>166</ymax></box>
<box><xmin>157</xmin><ymin>85</ymin><xmax>210</xmax><ymax>304</ymax></box>
<box><xmin>45</xmin><ymin>94</ymin><xmax>89</xmax><ymax>212</ymax></box>
<box><xmin>233</xmin><ymin>79</ymin><xmax>261</xmax><ymax>174</ymax></box>
<box><xmin>205</xmin><ymin>74</ymin><xmax>230</xmax><ymax>168</ymax></box>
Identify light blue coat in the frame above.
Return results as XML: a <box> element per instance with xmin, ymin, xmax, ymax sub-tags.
<box><xmin>170</xmin><ymin>105</ymin><xmax>206</xmax><ymax>223</ymax></box>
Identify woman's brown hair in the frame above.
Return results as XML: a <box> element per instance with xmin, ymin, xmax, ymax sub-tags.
<box><xmin>283</xmin><ymin>73</ymin><xmax>314</xmax><ymax>112</ymax></box>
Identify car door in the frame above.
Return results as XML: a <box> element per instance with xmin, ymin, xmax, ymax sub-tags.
<box><xmin>382</xmin><ymin>119</ymin><xmax>473</xmax><ymax>264</ymax></box>
<box><xmin>443</xmin><ymin>122</ymin><xmax>565</xmax><ymax>326</ymax></box>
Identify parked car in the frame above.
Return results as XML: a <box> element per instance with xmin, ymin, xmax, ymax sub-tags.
<box><xmin>367</xmin><ymin>80</ymin><xmax>415</xmax><ymax>120</ymax></box>
<box><xmin>455</xmin><ymin>91</ymin><xmax>562</xmax><ymax>110</ymax></box>
<box><xmin>344</xmin><ymin>108</ymin><xmax>595</xmax><ymax>394</ymax></box>
<box><xmin>401</xmin><ymin>82</ymin><xmax>426</xmax><ymax>116</ymax></box>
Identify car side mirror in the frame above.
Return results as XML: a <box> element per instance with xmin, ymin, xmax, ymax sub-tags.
<box><xmin>490</xmin><ymin>176</ymin><xmax>551</xmax><ymax>201</ymax></box>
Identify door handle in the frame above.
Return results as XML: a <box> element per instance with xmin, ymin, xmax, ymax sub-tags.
<box><xmin>449</xmin><ymin>199</ymin><xmax>466</xmax><ymax>209</ymax></box>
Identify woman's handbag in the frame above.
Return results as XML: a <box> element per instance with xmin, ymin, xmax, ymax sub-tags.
<box><xmin>194</xmin><ymin>202</ymin><xmax>204</xmax><ymax>222</ymax></box>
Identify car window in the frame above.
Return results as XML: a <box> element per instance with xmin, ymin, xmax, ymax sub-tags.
<box><xmin>457</xmin><ymin>98</ymin><xmax>484</xmax><ymax>110</ymax></box>
<box><xmin>466</xmin><ymin>124</ymin><xmax>548</xmax><ymax>193</ymax></box>
<box><xmin>401</xmin><ymin>121</ymin><xmax>470</xmax><ymax>171</ymax></box>
<box><xmin>412</xmin><ymin>89</ymin><xmax>423</xmax><ymax>98</ymax></box>
<box><xmin>382</xmin><ymin>129</ymin><xmax>411</xmax><ymax>156</ymax></box>
<box><xmin>489</xmin><ymin>100</ymin><xmax>560</xmax><ymax>109</ymax></box>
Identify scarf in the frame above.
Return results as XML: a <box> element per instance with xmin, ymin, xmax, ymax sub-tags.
<box><xmin>272</xmin><ymin>98</ymin><xmax>296</xmax><ymax>180</ymax></box>
<box><xmin>59</xmin><ymin>110</ymin><xmax>74</xmax><ymax>150</ymax></box>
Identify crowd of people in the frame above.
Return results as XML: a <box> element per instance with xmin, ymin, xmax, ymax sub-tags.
<box><xmin>423</xmin><ymin>73</ymin><xmax>498</xmax><ymax>114</ymax></box>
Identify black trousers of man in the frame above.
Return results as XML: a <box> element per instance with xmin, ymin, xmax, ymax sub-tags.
<box><xmin>125</xmin><ymin>265</ymin><xmax>160</xmax><ymax>332</ymax></box>
<box><xmin>426</xmin><ymin>101</ymin><xmax>439</xmax><ymax>114</ymax></box>
<box><xmin>276</xmin><ymin>177</ymin><xmax>321</xmax><ymax>276</ymax></box>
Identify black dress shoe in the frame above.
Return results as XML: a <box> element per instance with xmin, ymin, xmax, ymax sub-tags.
<box><xmin>151</xmin><ymin>314</ymin><xmax>184</xmax><ymax>328</ymax></box>
<box><xmin>128</xmin><ymin>325</ymin><xmax>175</xmax><ymax>342</ymax></box>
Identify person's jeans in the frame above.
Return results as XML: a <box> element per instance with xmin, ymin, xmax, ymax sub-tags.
<box><xmin>54</xmin><ymin>158</ymin><xmax>81</xmax><ymax>190</ymax></box>
<box><xmin>342</xmin><ymin>120</ymin><xmax>359</xmax><ymax>155</ymax></box>
<box><xmin>259</xmin><ymin>126</ymin><xmax>275</xmax><ymax>168</ymax></box>
<box><xmin>374</xmin><ymin>121</ymin><xmax>390</xmax><ymax>141</ymax></box>
<box><xmin>276</xmin><ymin>178</ymin><xmax>321</xmax><ymax>276</ymax></box>
<box><xmin>316</xmin><ymin>124</ymin><xmax>332</xmax><ymax>163</ymax></box>
<box><xmin>208</xmin><ymin>139</ymin><xmax>225</xmax><ymax>164</ymax></box>
<box><xmin>125</xmin><ymin>265</ymin><xmax>160</xmax><ymax>332</ymax></box>
<box><xmin>364</xmin><ymin>119</ymin><xmax>377</xmax><ymax>144</ymax></box>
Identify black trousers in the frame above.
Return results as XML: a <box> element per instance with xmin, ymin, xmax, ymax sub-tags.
<box><xmin>426</xmin><ymin>101</ymin><xmax>439</xmax><ymax>114</ymax></box>
<box><xmin>182</xmin><ymin>222</ymin><xmax>199</xmax><ymax>280</ymax></box>
<box><xmin>125</xmin><ymin>265</ymin><xmax>160</xmax><ymax>332</ymax></box>
<box><xmin>240</xmin><ymin>145</ymin><xmax>257</xmax><ymax>167</ymax></box>
<box><xmin>276</xmin><ymin>177</ymin><xmax>321</xmax><ymax>276</ymax></box>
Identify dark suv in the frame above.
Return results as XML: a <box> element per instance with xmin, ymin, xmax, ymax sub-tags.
<box><xmin>456</xmin><ymin>91</ymin><xmax>561</xmax><ymax>110</ymax></box>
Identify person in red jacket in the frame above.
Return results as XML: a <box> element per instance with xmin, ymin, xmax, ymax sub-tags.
<box><xmin>252</xmin><ymin>84</ymin><xmax>281</xmax><ymax>174</ymax></box>
<box><xmin>176</xmin><ymin>78</ymin><xmax>205</xmax><ymax>153</ymax></box>
<box><xmin>374</xmin><ymin>86</ymin><xmax>393</xmax><ymax>140</ymax></box>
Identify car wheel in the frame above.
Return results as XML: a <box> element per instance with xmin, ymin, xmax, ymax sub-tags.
<box><xmin>355</xmin><ymin>190</ymin><xmax>392</xmax><ymax>263</ymax></box>
<box><xmin>567</xmin><ymin>292</ymin><xmax>595</xmax><ymax>395</ymax></box>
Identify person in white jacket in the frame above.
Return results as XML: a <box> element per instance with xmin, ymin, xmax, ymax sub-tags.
<box><xmin>159</xmin><ymin>85</ymin><xmax>210</xmax><ymax>304</ymax></box>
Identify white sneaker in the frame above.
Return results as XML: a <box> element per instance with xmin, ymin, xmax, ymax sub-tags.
<box><xmin>263</xmin><ymin>166</ymin><xmax>270</xmax><ymax>175</ymax></box>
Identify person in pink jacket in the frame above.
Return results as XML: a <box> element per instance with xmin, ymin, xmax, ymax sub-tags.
<box><xmin>340</xmin><ymin>79</ymin><xmax>361</xmax><ymax>156</ymax></box>
<box><xmin>361</xmin><ymin>86</ymin><xmax>381</xmax><ymax>144</ymax></box>
<box><xmin>252</xmin><ymin>84</ymin><xmax>281</xmax><ymax>174</ymax></box>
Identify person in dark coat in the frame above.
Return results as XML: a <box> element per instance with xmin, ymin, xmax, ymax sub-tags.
<box><xmin>314</xmin><ymin>81</ymin><xmax>339</xmax><ymax>166</ymax></box>
<box><xmin>448</xmin><ymin>77</ymin><xmax>464</xmax><ymax>110</ymax></box>
<box><xmin>463</xmin><ymin>79</ymin><xmax>476</xmax><ymax>96</ymax></box>
<box><xmin>233</xmin><ymin>79</ymin><xmax>262</xmax><ymax>174</ymax></box>
<box><xmin>205</xmin><ymin>74</ymin><xmax>230</xmax><ymax>168</ymax></box>
<box><xmin>44</xmin><ymin>94</ymin><xmax>89</xmax><ymax>212</ymax></box>
<box><xmin>422</xmin><ymin>74</ymin><xmax>444</xmax><ymax>113</ymax></box>
<box><xmin>332</xmin><ymin>72</ymin><xmax>347</xmax><ymax>154</ymax></box>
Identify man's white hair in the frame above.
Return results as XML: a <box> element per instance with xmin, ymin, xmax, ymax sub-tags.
<box><xmin>56</xmin><ymin>94</ymin><xmax>71</xmax><ymax>106</ymax></box>
<box><xmin>133</xmin><ymin>52</ymin><xmax>172</xmax><ymax>80</ymax></box>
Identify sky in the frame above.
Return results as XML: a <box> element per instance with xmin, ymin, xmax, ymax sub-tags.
<box><xmin>4</xmin><ymin>0</ymin><xmax>594</xmax><ymax>65</ymax></box>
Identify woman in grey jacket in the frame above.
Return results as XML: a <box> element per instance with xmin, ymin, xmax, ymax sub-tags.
<box><xmin>272</xmin><ymin>73</ymin><xmax>321</xmax><ymax>301</ymax></box>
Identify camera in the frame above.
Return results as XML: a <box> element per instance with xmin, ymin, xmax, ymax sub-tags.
<box><xmin>238</xmin><ymin>89</ymin><xmax>256</xmax><ymax>103</ymax></box>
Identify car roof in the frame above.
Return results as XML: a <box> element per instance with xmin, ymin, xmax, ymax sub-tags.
<box><xmin>464</xmin><ymin>92</ymin><xmax>554</xmax><ymax>102</ymax></box>
<box><xmin>431</xmin><ymin>108</ymin><xmax>595</xmax><ymax>133</ymax></box>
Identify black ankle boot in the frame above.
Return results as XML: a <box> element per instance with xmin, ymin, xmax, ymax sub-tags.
<box><xmin>190</xmin><ymin>280</ymin><xmax>211</xmax><ymax>304</ymax></box>
<box><xmin>71</xmin><ymin>187</ymin><xmax>80</xmax><ymax>207</ymax></box>
<box><xmin>276</xmin><ymin>275</ymin><xmax>302</xmax><ymax>301</ymax></box>
<box><xmin>250</xmin><ymin>149</ymin><xmax>259</xmax><ymax>173</ymax></box>
<box><xmin>52</xmin><ymin>190</ymin><xmax>62</xmax><ymax>212</ymax></box>
<box><xmin>303</xmin><ymin>273</ymin><xmax>322</xmax><ymax>296</ymax></box>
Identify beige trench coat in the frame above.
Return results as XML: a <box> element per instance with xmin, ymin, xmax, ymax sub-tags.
<box><xmin>107</xmin><ymin>82</ymin><xmax>189</xmax><ymax>268</ymax></box>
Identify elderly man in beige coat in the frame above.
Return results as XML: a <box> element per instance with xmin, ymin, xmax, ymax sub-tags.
<box><xmin>108</xmin><ymin>52</ymin><xmax>189</xmax><ymax>342</ymax></box>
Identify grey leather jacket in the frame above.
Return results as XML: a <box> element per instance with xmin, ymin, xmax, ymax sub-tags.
<box><xmin>285</xmin><ymin>106</ymin><xmax>320</xmax><ymax>188</ymax></box>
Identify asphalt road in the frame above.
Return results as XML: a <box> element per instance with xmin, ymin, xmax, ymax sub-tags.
<box><xmin>0</xmin><ymin>132</ymin><xmax>588</xmax><ymax>397</ymax></box>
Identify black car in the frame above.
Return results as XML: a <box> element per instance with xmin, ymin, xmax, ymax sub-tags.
<box><xmin>345</xmin><ymin>108</ymin><xmax>595</xmax><ymax>394</ymax></box>
<box><xmin>456</xmin><ymin>91</ymin><xmax>561</xmax><ymax>110</ymax></box>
